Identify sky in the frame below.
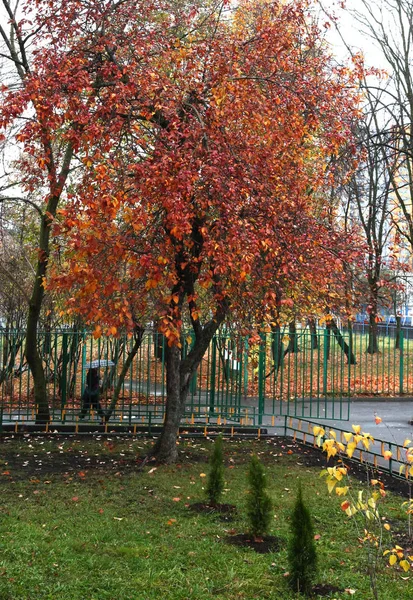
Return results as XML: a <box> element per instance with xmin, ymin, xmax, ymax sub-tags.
<box><xmin>318</xmin><ymin>0</ymin><xmax>391</xmax><ymax>71</ymax></box>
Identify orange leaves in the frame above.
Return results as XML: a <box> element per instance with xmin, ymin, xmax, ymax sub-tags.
<box><xmin>31</xmin><ymin>0</ymin><xmax>361</xmax><ymax>341</ymax></box>
<box><xmin>93</xmin><ymin>326</ymin><xmax>102</xmax><ymax>340</ymax></box>
<box><xmin>145</xmin><ymin>279</ymin><xmax>159</xmax><ymax>290</ymax></box>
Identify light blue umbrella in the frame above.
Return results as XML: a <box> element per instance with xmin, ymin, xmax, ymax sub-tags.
<box><xmin>84</xmin><ymin>359</ymin><xmax>115</xmax><ymax>369</ymax></box>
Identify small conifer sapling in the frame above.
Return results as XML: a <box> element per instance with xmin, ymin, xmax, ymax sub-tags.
<box><xmin>206</xmin><ymin>435</ymin><xmax>225</xmax><ymax>506</ymax></box>
<box><xmin>288</xmin><ymin>483</ymin><xmax>317</xmax><ymax>595</ymax></box>
<box><xmin>246</xmin><ymin>454</ymin><xmax>273</xmax><ymax>540</ymax></box>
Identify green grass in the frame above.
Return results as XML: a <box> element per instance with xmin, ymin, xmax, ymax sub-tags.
<box><xmin>0</xmin><ymin>436</ymin><xmax>410</xmax><ymax>599</ymax></box>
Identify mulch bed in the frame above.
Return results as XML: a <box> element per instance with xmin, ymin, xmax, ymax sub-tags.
<box><xmin>312</xmin><ymin>583</ymin><xmax>344</xmax><ymax>597</ymax></box>
<box><xmin>0</xmin><ymin>434</ymin><xmax>411</xmax><ymax>502</ymax></box>
<box><xmin>225</xmin><ymin>533</ymin><xmax>281</xmax><ymax>553</ymax></box>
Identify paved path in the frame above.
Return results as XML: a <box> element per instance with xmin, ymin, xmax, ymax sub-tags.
<box><xmin>308</xmin><ymin>399</ymin><xmax>413</xmax><ymax>447</ymax></box>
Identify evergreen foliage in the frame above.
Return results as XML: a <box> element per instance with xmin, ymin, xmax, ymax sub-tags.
<box><xmin>246</xmin><ymin>454</ymin><xmax>273</xmax><ymax>538</ymax></box>
<box><xmin>288</xmin><ymin>483</ymin><xmax>317</xmax><ymax>595</ymax></box>
<box><xmin>206</xmin><ymin>435</ymin><xmax>225</xmax><ymax>505</ymax></box>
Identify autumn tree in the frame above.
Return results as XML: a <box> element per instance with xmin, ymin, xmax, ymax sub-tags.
<box><xmin>349</xmin><ymin>0</ymin><xmax>413</xmax><ymax>258</ymax></box>
<box><xmin>0</xmin><ymin>0</ymin><xmax>115</xmax><ymax>421</ymax></box>
<box><xmin>42</xmin><ymin>0</ymin><xmax>362</xmax><ymax>461</ymax></box>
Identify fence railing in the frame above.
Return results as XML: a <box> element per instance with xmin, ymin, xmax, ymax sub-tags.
<box><xmin>285</xmin><ymin>417</ymin><xmax>413</xmax><ymax>481</ymax></box>
<box><xmin>0</xmin><ymin>325</ymin><xmax>411</xmax><ymax>424</ymax></box>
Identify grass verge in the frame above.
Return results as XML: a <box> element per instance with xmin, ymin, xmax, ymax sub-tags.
<box><xmin>0</xmin><ymin>435</ymin><xmax>410</xmax><ymax>599</ymax></box>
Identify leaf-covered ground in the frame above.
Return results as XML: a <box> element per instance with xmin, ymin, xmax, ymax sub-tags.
<box><xmin>0</xmin><ymin>435</ymin><xmax>411</xmax><ymax>599</ymax></box>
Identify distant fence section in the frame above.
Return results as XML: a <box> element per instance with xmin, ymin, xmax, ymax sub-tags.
<box><xmin>0</xmin><ymin>326</ymin><xmax>411</xmax><ymax>426</ymax></box>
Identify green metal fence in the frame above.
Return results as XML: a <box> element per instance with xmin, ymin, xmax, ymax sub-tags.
<box><xmin>0</xmin><ymin>326</ymin><xmax>411</xmax><ymax>426</ymax></box>
<box><xmin>285</xmin><ymin>417</ymin><xmax>412</xmax><ymax>481</ymax></box>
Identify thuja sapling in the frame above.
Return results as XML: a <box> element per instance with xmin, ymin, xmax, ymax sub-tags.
<box><xmin>287</xmin><ymin>483</ymin><xmax>317</xmax><ymax>596</ymax></box>
<box><xmin>206</xmin><ymin>435</ymin><xmax>225</xmax><ymax>506</ymax></box>
<box><xmin>246</xmin><ymin>454</ymin><xmax>273</xmax><ymax>540</ymax></box>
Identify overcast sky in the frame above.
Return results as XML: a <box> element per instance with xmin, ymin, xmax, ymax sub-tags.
<box><xmin>319</xmin><ymin>0</ymin><xmax>391</xmax><ymax>70</ymax></box>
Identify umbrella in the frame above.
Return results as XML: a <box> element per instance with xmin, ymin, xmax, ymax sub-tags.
<box><xmin>84</xmin><ymin>359</ymin><xmax>115</xmax><ymax>369</ymax></box>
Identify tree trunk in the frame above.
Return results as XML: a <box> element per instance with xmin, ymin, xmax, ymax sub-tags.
<box><xmin>25</xmin><ymin>214</ymin><xmax>51</xmax><ymax>423</ymax></box>
<box><xmin>327</xmin><ymin>319</ymin><xmax>356</xmax><ymax>365</ymax></box>
<box><xmin>24</xmin><ymin>144</ymin><xmax>73</xmax><ymax>423</ymax></box>
<box><xmin>152</xmin><ymin>344</ymin><xmax>190</xmax><ymax>463</ymax></box>
<box><xmin>308</xmin><ymin>318</ymin><xmax>318</xmax><ymax>350</ymax></box>
<box><xmin>284</xmin><ymin>321</ymin><xmax>300</xmax><ymax>355</ymax></box>
<box><xmin>367</xmin><ymin>311</ymin><xmax>379</xmax><ymax>354</ymax></box>
<box><xmin>269</xmin><ymin>323</ymin><xmax>284</xmax><ymax>378</ymax></box>
<box><xmin>395</xmin><ymin>315</ymin><xmax>402</xmax><ymax>350</ymax></box>
<box><xmin>153</xmin><ymin>311</ymin><xmax>227</xmax><ymax>462</ymax></box>
<box><xmin>325</xmin><ymin>325</ymin><xmax>331</xmax><ymax>361</ymax></box>
<box><xmin>105</xmin><ymin>328</ymin><xmax>144</xmax><ymax>421</ymax></box>
<box><xmin>347</xmin><ymin>319</ymin><xmax>354</xmax><ymax>360</ymax></box>
<box><xmin>26</xmin><ymin>302</ymin><xmax>49</xmax><ymax>423</ymax></box>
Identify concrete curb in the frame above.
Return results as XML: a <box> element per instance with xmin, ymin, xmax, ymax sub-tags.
<box><xmin>350</xmin><ymin>397</ymin><xmax>413</xmax><ymax>403</ymax></box>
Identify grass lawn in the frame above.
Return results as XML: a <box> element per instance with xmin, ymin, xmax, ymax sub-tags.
<box><xmin>0</xmin><ymin>435</ymin><xmax>411</xmax><ymax>599</ymax></box>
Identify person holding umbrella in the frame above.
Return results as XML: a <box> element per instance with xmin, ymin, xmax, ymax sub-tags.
<box><xmin>79</xmin><ymin>367</ymin><xmax>105</xmax><ymax>421</ymax></box>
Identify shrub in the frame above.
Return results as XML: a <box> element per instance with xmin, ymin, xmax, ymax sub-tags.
<box><xmin>246</xmin><ymin>454</ymin><xmax>273</xmax><ymax>538</ymax></box>
<box><xmin>206</xmin><ymin>435</ymin><xmax>225</xmax><ymax>505</ymax></box>
<box><xmin>288</xmin><ymin>483</ymin><xmax>317</xmax><ymax>595</ymax></box>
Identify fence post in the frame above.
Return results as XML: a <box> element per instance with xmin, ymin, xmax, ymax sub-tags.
<box><xmin>399</xmin><ymin>330</ymin><xmax>404</xmax><ymax>396</ymax></box>
<box><xmin>258</xmin><ymin>332</ymin><xmax>266</xmax><ymax>425</ymax></box>
<box><xmin>189</xmin><ymin>335</ymin><xmax>197</xmax><ymax>395</ymax></box>
<box><xmin>81</xmin><ymin>331</ymin><xmax>87</xmax><ymax>393</ymax></box>
<box><xmin>60</xmin><ymin>332</ymin><xmax>69</xmax><ymax>413</ymax></box>
<box><xmin>209</xmin><ymin>336</ymin><xmax>217</xmax><ymax>414</ymax></box>
<box><xmin>323</xmin><ymin>329</ymin><xmax>328</xmax><ymax>397</ymax></box>
<box><xmin>243</xmin><ymin>337</ymin><xmax>249</xmax><ymax>396</ymax></box>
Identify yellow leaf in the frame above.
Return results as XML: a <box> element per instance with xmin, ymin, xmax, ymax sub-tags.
<box><xmin>327</xmin><ymin>479</ymin><xmax>337</xmax><ymax>494</ymax></box>
<box><xmin>361</xmin><ymin>437</ymin><xmax>371</xmax><ymax>450</ymax></box>
<box><xmin>343</xmin><ymin>432</ymin><xmax>353</xmax><ymax>443</ymax></box>
<box><xmin>313</xmin><ymin>426</ymin><xmax>325</xmax><ymax>437</ymax></box>
<box><xmin>199</xmin><ymin>473</ymin><xmax>206</xmax><ymax>478</ymax></box>
<box><xmin>335</xmin><ymin>486</ymin><xmax>349</xmax><ymax>496</ymax></box>
<box><xmin>352</xmin><ymin>425</ymin><xmax>361</xmax><ymax>434</ymax></box>
<box><xmin>383</xmin><ymin>451</ymin><xmax>393</xmax><ymax>460</ymax></box>
<box><xmin>400</xmin><ymin>560</ymin><xmax>410</xmax><ymax>572</ymax></box>
<box><xmin>347</xmin><ymin>442</ymin><xmax>357</xmax><ymax>458</ymax></box>
<box><xmin>389</xmin><ymin>554</ymin><xmax>397</xmax><ymax>566</ymax></box>
<box><xmin>384</xmin><ymin>523</ymin><xmax>391</xmax><ymax>531</ymax></box>
<box><xmin>403</xmin><ymin>439</ymin><xmax>412</xmax><ymax>448</ymax></box>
